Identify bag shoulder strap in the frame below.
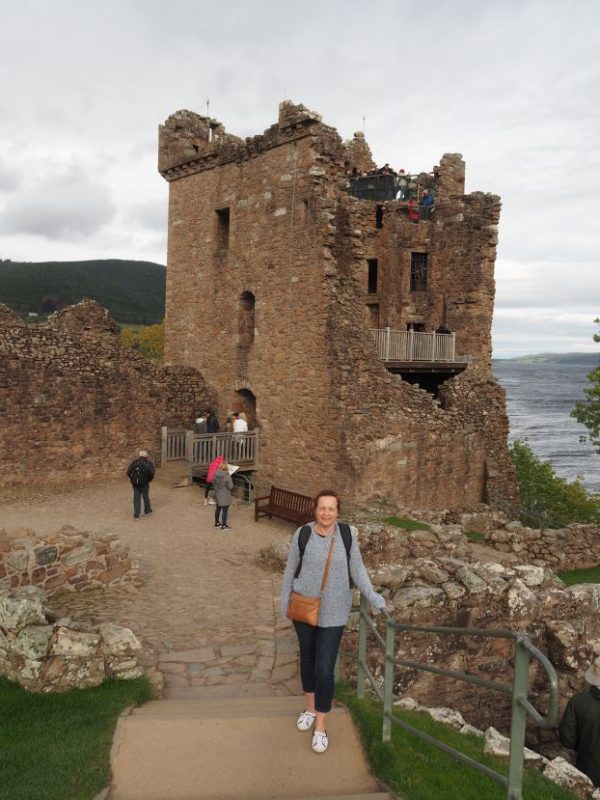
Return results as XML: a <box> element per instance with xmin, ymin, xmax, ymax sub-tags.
<box><xmin>338</xmin><ymin>522</ymin><xmax>354</xmax><ymax>589</ymax></box>
<box><xmin>294</xmin><ymin>525</ymin><xmax>312</xmax><ymax>579</ymax></box>
<box><xmin>320</xmin><ymin>530</ymin><xmax>336</xmax><ymax>593</ymax></box>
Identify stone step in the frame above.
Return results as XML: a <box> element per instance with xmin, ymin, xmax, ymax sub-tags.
<box><xmin>164</xmin><ymin>681</ymin><xmax>295</xmax><ymax>700</ymax></box>
<box><xmin>288</xmin><ymin>795</ymin><xmax>393</xmax><ymax>800</ymax></box>
<box><xmin>110</xmin><ymin>696</ymin><xmax>385</xmax><ymax>800</ymax></box>
<box><xmin>134</xmin><ymin>695</ymin><xmax>312</xmax><ymax>719</ymax></box>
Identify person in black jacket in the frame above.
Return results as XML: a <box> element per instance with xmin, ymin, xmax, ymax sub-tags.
<box><xmin>126</xmin><ymin>450</ymin><xmax>155</xmax><ymax>520</ymax></box>
<box><xmin>559</xmin><ymin>655</ymin><xmax>600</xmax><ymax>786</ymax></box>
<box><xmin>206</xmin><ymin>410</ymin><xmax>220</xmax><ymax>434</ymax></box>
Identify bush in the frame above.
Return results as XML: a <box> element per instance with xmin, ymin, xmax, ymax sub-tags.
<box><xmin>121</xmin><ymin>320</ymin><xmax>164</xmax><ymax>361</ymax></box>
<box><xmin>510</xmin><ymin>440</ymin><xmax>600</xmax><ymax>528</ymax></box>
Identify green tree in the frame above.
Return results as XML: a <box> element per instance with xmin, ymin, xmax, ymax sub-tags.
<box><xmin>510</xmin><ymin>440</ymin><xmax>600</xmax><ymax>528</ymax></box>
<box><xmin>572</xmin><ymin>317</ymin><xmax>600</xmax><ymax>454</ymax></box>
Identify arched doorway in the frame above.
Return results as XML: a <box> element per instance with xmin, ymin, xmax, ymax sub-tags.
<box><xmin>233</xmin><ymin>388</ymin><xmax>257</xmax><ymax>429</ymax></box>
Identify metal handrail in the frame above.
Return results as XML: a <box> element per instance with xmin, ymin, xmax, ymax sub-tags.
<box><xmin>344</xmin><ymin>595</ymin><xmax>559</xmax><ymax>800</ymax></box>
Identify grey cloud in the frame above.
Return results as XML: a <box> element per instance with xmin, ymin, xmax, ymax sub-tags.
<box><xmin>0</xmin><ymin>167</ymin><xmax>115</xmax><ymax>240</ymax></box>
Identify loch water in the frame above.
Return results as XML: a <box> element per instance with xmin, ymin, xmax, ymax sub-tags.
<box><xmin>493</xmin><ymin>361</ymin><xmax>600</xmax><ymax>492</ymax></box>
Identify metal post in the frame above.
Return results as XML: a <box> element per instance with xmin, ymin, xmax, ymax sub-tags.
<box><xmin>384</xmin><ymin>326</ymin><xmax>391</xmax><ymax>362</ymax></box>
<box><xmin>161</xmin><ymin>426</ymin><xmax>168</xmax><ymax>464</ymax></box>
<box><xmin>451</xmin><ymin>332</ymin><xmax>456</xmax><ymax>361</ymax></box>
<box><xmin>357</xmin><ymin>594</ymin><xmax>368</xmax><ymax>699</ymax></box>
<box><xmin>408</xmin><ymin>328</ymin><xmax>414</xmax><ymax>361</ymax></box>
<box><xmin>507</xmin><ymin>637</ymin><xmax>528</xmax><ymax>800</ymax></box>
<box><xmin>382</xmin><ymin>616</ymin><xmax>395</xmax><ymax>742</ymax></box>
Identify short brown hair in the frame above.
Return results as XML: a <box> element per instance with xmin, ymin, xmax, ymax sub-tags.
<box><xmin>314</xmin><ymin>490</ymin><xmax>341</xmax><ymax>513</ymax></box>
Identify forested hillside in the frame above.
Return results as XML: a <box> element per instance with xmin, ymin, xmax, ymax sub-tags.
<box><xmin>0</xmin><ymin>259</ymin><xmax>165</xmax><ymax>324</ymax></box>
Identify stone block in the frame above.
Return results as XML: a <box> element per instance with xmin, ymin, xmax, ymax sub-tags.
<box><xmin>62</xmin><ymin>543</ymin><xmax>95</xmax><ymax>567</ymax></box>
<box><xmin>392</xmin><ymin>586</ymin><xmax>445</xmax><ymax>609</ymax></box>
<box><xmin>99</xmin><ymin>623</ymin><xmax>141</xmax><ymax>656</ymax></box>
<box><xmin>0</xmin><ymin>588</ymin><xmax>46</xmax><ymax>631</ymax></box>
<box><xmin>543</xmin><ymin>757</ymin><xmax>594</xmax><ymax>796</ymax></box>
<box><xmin>34</xmin><ymin>546</ymin><xmax>58</xmax><ymax>567</ymax></box>
<box><xmin>52</xmin><ymin>627</ymin><xmax>101</xmax><ymax>658</ymax></box>
<box><xmin>13</xmin><ymin>625</ymin><xmax>53</xmax><ymax>660</ymax></box>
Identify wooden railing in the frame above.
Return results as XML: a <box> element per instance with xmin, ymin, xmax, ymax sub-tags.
<box><xmin>187</xmin><ymin>431</ymin><xmax>259</xmax><ymax>467</ymax></box>
<box><xmin>161</xmin><ymin>428</ymin><xmax>259</xmax><ymax>468</ymax></box>
<box><xmin>163</xmin><ymin>428</ymin><xmax>187</xmax><ymax>460</ymax></box>
<box><xmin>370</xmin><ymin>328</ymin><xmax>462</xmax><ymax>362</ymax></box>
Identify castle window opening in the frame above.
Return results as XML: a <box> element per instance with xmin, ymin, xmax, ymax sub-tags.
<box><xmin>410</xmin><ymin>252</ymin><xmax>428</xmax><ymax>292</ymax></box>
<box><xmin>238</xmin><ymin>291</ymin><xmax>255</xmax><ymax>348</ymax></box>
<box><xmin>375</xmin><ymin>205</ymin><xmax>384</xmax><ymax>229</ymax></box>
<box><xmin>367</xmin><ymin>259</ymin><xmax>378</xmax><ymax>294</ymax></box>
<box><xmin>216</xmin><ymin>207</ymin><xmax>230</xmax><ymax>251</ymax></box>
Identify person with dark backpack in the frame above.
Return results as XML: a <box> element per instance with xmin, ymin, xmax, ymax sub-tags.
<box><xmin>280</xmin><ymin>489</ymin><xmax>386</xmax><ymax>754</ymax></box>
<box><xmin>126</xmin><ymin>450</ymin><xmax>155</xmax><ymax>520</ymax></box>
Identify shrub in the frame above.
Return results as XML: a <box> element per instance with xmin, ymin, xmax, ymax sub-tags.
<box><xmin>510</xmin><ymin>440</ymin><xmax>600</xmax><ymax>528</ymax></box>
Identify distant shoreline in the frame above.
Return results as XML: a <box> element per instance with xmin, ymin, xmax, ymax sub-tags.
<box><xmin>493</xmin><ymin>353</ymin><xmax>599</xmax><ymax>366</ymax></box>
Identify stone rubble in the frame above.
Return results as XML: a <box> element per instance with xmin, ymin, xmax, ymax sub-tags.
<box><xmin>0</xmin><ymin>586</ymin><xmax>143</xmax><ymax>692</ymax></box>
<box><xmin>0</xmin><ymin>525</ymin><xmax>143</xmax><ymax>595</ymax></box>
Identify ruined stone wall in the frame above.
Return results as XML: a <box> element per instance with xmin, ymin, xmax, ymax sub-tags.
<box><xmin>352</xmin><ymin>523</ymin><xmax>600</xmax><ymax>757</ymax></box>
<box><xmin>0</xmin><ymin>586</ymin><xmax>143</xmax><ymax>692</ymax></box>
<box><xmin>159</xmin><ymin>101</ymin><xmax>518</xmax><ymax>512</ymax></box>
<box><xmin>487</xmin><ymin>523</ymin><xmax>600</xmax><ymax>571</ymax></box>
<box><xmin>0</xmin><ymin>300</ymin><xmax>215</xmax><ymax>487</ymax></box>
<box><xmin>0</xmin><ymin>525</ymin><xmax>142</xmax><ymax>595</ymax></box>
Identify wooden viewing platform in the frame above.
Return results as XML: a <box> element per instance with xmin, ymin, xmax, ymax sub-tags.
<box><xmin>371</xmin><ymin>328</ymin><xmax>469</xmax><ymax>375</ymax></box>
<box><xmin>161</xmin><ymin>428</ymin><xmax>259</xmax><ymax>479</ymax></box>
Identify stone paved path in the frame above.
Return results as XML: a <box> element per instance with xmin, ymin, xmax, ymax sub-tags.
<box><xmin>0</xmin><ymin>467</ymin><xmax>302</xmax><ymax>696</ymax></box>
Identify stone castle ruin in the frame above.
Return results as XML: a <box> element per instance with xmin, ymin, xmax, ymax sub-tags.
<box><xmin>0</xmin><ymin>300</ymin><xmax>215</xmax><ymax>486</ymax></box>
<box><xmin>159</xmin><ymin>100</ymin><xmax>518</xmax><ymax>513</ymax></box>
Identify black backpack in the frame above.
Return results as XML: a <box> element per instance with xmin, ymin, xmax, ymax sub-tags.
<box><xmin>294</xmin><ymin>523</ymin><xmax>354</xmax><ymax>589</ymax></box>
<box><xmin>129</xmin><ymin>462</ymin><xmax>146</xmax><ymax>487</ymax></box>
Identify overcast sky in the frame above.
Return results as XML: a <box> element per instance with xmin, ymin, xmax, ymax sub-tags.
<box><xmin>0</xmin><ymin>0</ymin><xmax>598</xmax><ymax>356</ymax></box>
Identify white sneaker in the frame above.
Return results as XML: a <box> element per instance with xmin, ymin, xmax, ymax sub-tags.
<box><xmin>296</xmin><ymin>710</ymin><xmax>316</xmax><ymax>731</ymax></box>
<box><xmin>312</xmin><ymin>730</ymin><xmax>328</xmax><ymax>753</ymax></box>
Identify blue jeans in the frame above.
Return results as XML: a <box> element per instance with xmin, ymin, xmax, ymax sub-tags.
<box><xmin>215</xmin><ymin>505</ymin><xmax>229</xmax><ymax>526</ymax></box>
<box><xmin>133</xmin><ymin>484</ymin><xmax>151</xmax><ymax>517</ymax></box>
<box><xmin>293</xmin><ymin>621</ymin><xmax>345</xmax><ymax>713</ymax></box>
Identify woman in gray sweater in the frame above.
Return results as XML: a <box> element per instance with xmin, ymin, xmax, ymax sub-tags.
<box><xmin>280</xmin><ymin>489</ymin><xmax>386</xmax><ymax>754</ymax></box>
<box><xmin>212</xmin><ymin>462</ymin><xmax>233</xmax><ymax>531</ymax></box>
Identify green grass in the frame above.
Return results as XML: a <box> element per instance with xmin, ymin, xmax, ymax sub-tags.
<box><xmin>336</xmin><ymin>683</ymin><xmax>576</xmax><ymax>800</ymax></box>
<box><xmin>558</xmin><ymin>564</ymin><xmax>600</xmax><ymax>586</ymax></box>
<box><xmin>465</xmin><ymin>530</ymin><xmax>486</xmax><ymax>543</ymax></box>
<box><xmin>0</xmin><ymin>676</ymin><xmax>152</xmax><ymax>800</ymax></box>
<box><xmin>383</xmin><ymin>515</ymin><xmax>431</xmax><ymax>531</ymax></box>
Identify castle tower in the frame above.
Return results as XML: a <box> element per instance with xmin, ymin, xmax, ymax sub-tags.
<box><xmin>158</xmin><ymin>101</ymin><xmax>518</xmax><ymax>513</ymax></box>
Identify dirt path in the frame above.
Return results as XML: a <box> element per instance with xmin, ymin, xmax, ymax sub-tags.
<box><xmin>0</xmin><ymin>470</ymin><xmax>302</xmax><ymax>695</ymax></box>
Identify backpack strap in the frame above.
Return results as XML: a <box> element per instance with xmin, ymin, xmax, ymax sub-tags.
<box><xmin>294</xmin><ymin>522</ymin><xmax>354</xmax><ymax>589</ymax></box>
<box><xmin>294</xmin><ymin>525</ymin><xmax>312</xmax><ymax>579</ymax></box>
<box><xmin>338</xmin><ymin>522</ymin><xmax>354</xmax><ymax>589</ymax></box>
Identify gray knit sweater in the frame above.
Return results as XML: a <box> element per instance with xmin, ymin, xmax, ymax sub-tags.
<box><xmin>280</xmin><ymin>522</ymin><xmax>386</xmax><ymax>627</ymax></box>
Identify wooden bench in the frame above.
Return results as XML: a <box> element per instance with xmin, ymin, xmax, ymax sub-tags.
<box><xmin>255</xmin><ymin>486</ymin><xmax>314</xmax><ymax>525</ymax></box>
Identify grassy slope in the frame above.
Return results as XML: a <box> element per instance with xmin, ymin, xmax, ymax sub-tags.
<box><xmin>0</xmin><ymin>676</ymin><xmax>152</xmax><ymax>800</ymax></box>
<box><xmin>336</xmin><ymin>684</ymin><xmax>577</xmax><ymax>800</ymax></box>
<box><xmin>0</xmin><ymin>260</ymin><xmax>165</xmax><ymax>324</ymax></box>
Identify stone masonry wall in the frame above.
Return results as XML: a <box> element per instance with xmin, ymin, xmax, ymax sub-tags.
<box><xmin>0</xmin><ymin>525</ymin><xmax>142</xmax><ymax>595</ymax></box>
<box><xmin>159</xmin><ymin>100</ymin><xmax>518</xmax><ymax>513</ymax></box>
<box><xmin>0</xmin><ymin>300</ymin><xmax>216</xmax><ymax>487</ymax></box>
<box><xmin>487</xmin><ymin>522</ymin><xmax>600</xmax><ymax>570</ymax></box>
